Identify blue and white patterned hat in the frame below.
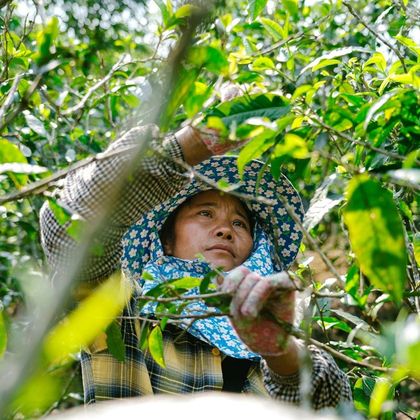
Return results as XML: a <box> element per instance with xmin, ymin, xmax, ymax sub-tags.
<box><xmin>121</xmin><ymin>155</ymin><xmax>304</xmax><ymax>280</ymax></box>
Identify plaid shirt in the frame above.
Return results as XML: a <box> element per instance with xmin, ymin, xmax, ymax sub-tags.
<box><xmin>39</xmin><ymin>125</ymin><xmax>352</xmax><ymax>409</ymax></box>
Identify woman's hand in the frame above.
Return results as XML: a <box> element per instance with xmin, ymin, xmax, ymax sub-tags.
<box><xmin>220</xmin><ymin>266</ymin><xmax>296</xmax><ymax>356</ymax></box>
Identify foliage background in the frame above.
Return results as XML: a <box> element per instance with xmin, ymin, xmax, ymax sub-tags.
<box><xmin>0</xmin><ymin>0</ymin><xmax>419</xmax><ymax>418</ymax></box>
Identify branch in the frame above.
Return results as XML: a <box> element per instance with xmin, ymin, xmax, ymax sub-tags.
<box><xmin>311</xmin><ymin>115</ymin><xmax>418</xmax><ymax>165</ymax></box>
<box><xmin>308</xmin><ymin>337</ymin><xmax>392</xmax><ymax>373</ymax></box>
<box><xmin>342</xmin><ymin>1</ymin><xmax>407</xmax><ymax>73</ymax></box>
<box><xmin>119</xmin><ymin>311</ymin><xmax>229</xmax><ymax>323</ymax></box>
<box><xmin>0</xmin><ymin>60</ymin><xmax>61</xmax><ymax>134</ymax></box>
<box><xmin>61</xmin><ymin>55</ymin><xmax>127</xmax><ymax>116</ymax></box>
<box><xmin>136</xmin><ymin>290</ymin><xmax>228</xmax><ymax>303</ymax></box>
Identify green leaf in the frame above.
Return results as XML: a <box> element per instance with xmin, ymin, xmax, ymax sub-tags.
<box><xmin>343</xmin><ymin>175</ymin><xmax>407</xmax><ymax>302</ymax></box>
<box><xmin>148</xmin><ymin>325</ymin><xmax>166</xmax><ymax>368</ymax></box>
<box><xmin>271</xmin><ymin>133</ymin><xmax>309</xmax><ymax>160</ymax></box>
<box><xmin>363</xmin><ymin>90</ymin><xmax>401</xmax><ymax>131</ymax></box>
<box><xmin>170</xmin><ymin>277</ymin><xmax>201</xmax><ymax>289</ymax></box>
<box><xmin>105</xmin><ymin>321</ymin><xmax>125</xmax><ymax>362</ymax></box>
<box><xmin>312</xmin><ymin>58</ymin><xmax>341</xmax><ymax>72</ymax></box>
<box><xmin>251</xmin><ymin>57</ymin><xmax>276</xmax><ymax>71</ymax></box>
<box><xmin>188</xmin><ymin>46</ymin><xmax>228</xmax><ymax>74</ymax></box>
<box><xmin>414</xmin><ymin>233</ymin><xmax>420</xmax><ymax>267</ymax></box>
<box><xmin>48</xmin><ymin>198</ymin><xmax>71</xmax><ymax>226</ymax></box>
<box><xmin>364</xmin><ymin>52</ymin><xmax>387</xmax><ymax>72</ymax></box>
<box><xmin>237</xmin><ymin>129</ymin><xmax>276</xmax><ymax>176</ymax></box>
<box><xmin>249</xmin><ymin>0</ymin><xmax>268</xmax><ymax>20</ymax></box>
<box><xmin>260</xmin><ymin>17</ymin><xmax>284</xmax><ymax>41</ymax></box>
<box><xmin>35</xmin><ymin>16</ymin><xmax>59</xmax><ymax>64</ymax></box>
<box><xmin>281</xmin><ymin>0</ymin><xmax>298</xmax><ymax>19</ymax></box>
<box><xmin>395</xmin><ymin>35</ymin><xmax>420</xmax><ymax>57</ymax></box>
<box><xmin>0</xmin><ymin>138</ymin><xmax>28</xmax><ymax>187</ymax></box>
<box><xmin>138</xmin><ymin>322</ymin><xmax>150</xmax><ymax>351</ymax></box>
<box><xmin>24</xmin><ymin>112</ymin><xmax>47</xmax><ymax>137</ymax></box>
<box><xmin>160</xmin><ymin>67</ymin><xmax>199</xmax><ymax>131</ymax></box>
<box><xmin>207</xmin><ymin>94</ymin><xmax>290</xmax><ymax>130</ymax></box>
<box><xmin>0</xmin><ymin>311</ymin><xmax>7</xmax><ymax>358</ymax></box>
<box><xmin>300</xmin><ymin>47</ymin><xmax>367</xmax><ymax>75</ymax></box>
<box><xmin>185</xmin><ymin>82</ymin><xmax>212</xmax><ymax>118</ymax></box>
<box><xmin>175</xmin><ymin>4</ymin><xmax>194</xmax><ymax>18</ymax></box>
<box><xmin>354</xmin><ymin>376</ymin><xmax>376</xmax><ymax>414</ymax></box>
<box><xmin>154</xmin><ymin>0</ymin><xmax>170</xmax><ymax>27</ymax></box>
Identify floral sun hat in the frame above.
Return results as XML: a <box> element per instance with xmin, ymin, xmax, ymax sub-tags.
<box><xmin>121</xmin><ymin>155</ymin><xmax>304</xmax><ymax>281</ymax></box>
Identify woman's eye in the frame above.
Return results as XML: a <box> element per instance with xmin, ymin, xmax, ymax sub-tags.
<box><xmin>199</xmin><ymin>210</ymin><xmax>211</xmax><ymax>217</ymax></box>
<box><xmin>233</xmin><ymin>220</ymin><xmax>247</xmax><ymax>229</ymax></box>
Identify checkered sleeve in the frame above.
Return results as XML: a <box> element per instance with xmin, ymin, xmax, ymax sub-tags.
<box><xmin>261</xmin><ymin>344</ymin><xmax>352</xmax><ymax>409</ymax></box>
<box><xmin>39</xmin><ymin>124</ymin><xmax>187</xmax><ymax>283</ymax></box>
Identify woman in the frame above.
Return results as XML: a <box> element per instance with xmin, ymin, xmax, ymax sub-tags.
<box><xmin>40</xmin><ymin>124</ymin><xmax>352</xmax><ymax>408</ymax></box>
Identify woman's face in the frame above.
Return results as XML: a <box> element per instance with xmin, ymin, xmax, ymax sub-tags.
<box><xmin>164</xmin><ymin>190</ymin><xmax>253</xmax><ymax>271</ymax></box>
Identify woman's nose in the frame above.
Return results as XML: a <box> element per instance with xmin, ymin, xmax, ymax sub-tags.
<box><xmin>216</xmin><ymin>226</ymin><xmax>233</xmax><ymax>240</ymax></box>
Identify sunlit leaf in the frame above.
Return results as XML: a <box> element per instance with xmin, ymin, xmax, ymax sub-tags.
<box><xmin>249</xmin><ymin>0</ymin><xmax>268</xmax><ymax>20</ymax></box>
<box><xmin>0</xmin><ymin>138</ymin><xmax>28</xmax><ymax>187</ymax></box>
<box><xmin>44</xmin><ymin>273</ymin><xmax>132</xmax><ymax>364</ymax></box>
<box><xmin>363</xmin><ymin>52</ymin><xmax>387</xmax><ymax>72</ymax></box>
<box><xmin>148</xmin><ymin>325</ymin><xmax>166</xmax><ymax>368</ymax></box>
<box><xmin>170</xmin><ymin>277</ymin><xmax>202</xmax><ymax>289</ymax></box>
<box><xmin>24</xmin><ymin>112</ymin><xmax>47</xmax><ymax>137</ymax></box>
<box><xmin>395</xmin><ymin>35</ymin><xmax>420</xmax><ymax>57</ymax></box>
<box><xmin>343</xmin><ymin>175</ymin><xmax>407</xmax><ymax>302</ymax></box>
<box><xmin>11</xmin><ymin>370</ymin><xmax>61</xmax><ymax>417</ymax></box>
<box><xmin>369</xmin><ymin>377</ymin><xmax>393</xmax><ymax>417</ymax></box>
<box><xmin>281</xmin><ymin>0</ymin><xmax>298</xmax><ymax>18</ymax></box>
<box><xmin>251</xmin><ymin>57</ymin><xmax>276</xmax><ymax>71</ymax></box>
<box><xmin>48</xmin><ymin>199</ymin><xmax>71</xmax><ymax>225</ymax></box>
<box><xmin>303</xmin><ymin>174</ymin><xmax>343</xmax><ymax>231</ymax></box>
<box><xmin>237</xmin><ymin>129</ymin><xmax>276</xmax><ymax>175</ymax></box>
<box><xmin>388</xmin><ymin>169</ymin><xmax>420</xmax><ymax>187</ymax></box>
<box><xmin>271</xmin><ymin>133</ymin><xmax>309</xmax><ymax>160</ymax></box>
<box><xmin>300</xmin><ymin>47</ymin><xmax>367</xmax><ymax>75</ymax></box>
<box><xmin>259</xmin><ymin>17</ymin><xmax>283</xmax><ymax>41</ymax></box>
<box><xmin>312</xmin><ymin>58</ymin><xmax>341</xmax><ymax>72</ymax></box>
<box><xmin>363</xmin><ymin>90</ymin><xmax>401</xmax><ymax>131</ymax></box>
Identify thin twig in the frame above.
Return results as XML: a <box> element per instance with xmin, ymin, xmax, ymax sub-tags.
<box><xmin>343</xmin><ymin>1</ymin><xmax>407</xmax><ymax>72</ymax></box>
<box><xmin>136</xmin><ymin>290</ymin><xmax>228</xmax><ymax>303</ymax></box>
<box><xmin>309</xmin><ymin>336</ymin><xmax>392</xmax><ymax>373</ymax></box>
<box><xmin>119</xmin><ymin>311</ymin><xmax>229</xmax><ymax>322</ymax></box>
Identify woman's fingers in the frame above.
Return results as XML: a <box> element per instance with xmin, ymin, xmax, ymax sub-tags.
<box><xmin>240</xmin><ymin>278</ymin><xmax>273</xmax><ymax>318</ymax></box>
<box><xmin>230</xmin><ymin>272</ymin><xmax>260</xmax><ymax>318</ymax></box>
<box><xmin>232</xmin><ymin>271</ymin><xmax>296</xmax><ymax>319</ymax></box>
<box><xmin>220</xmin><ymin>266</ymin><xmax>250</xmax><ymax>294</ymax></box>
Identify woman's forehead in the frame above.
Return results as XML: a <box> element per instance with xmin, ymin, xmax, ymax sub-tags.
<box><xmin>181</xmin><ymin>190</ymin><xmax>251</xmax><ymax>219</ymax></box>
